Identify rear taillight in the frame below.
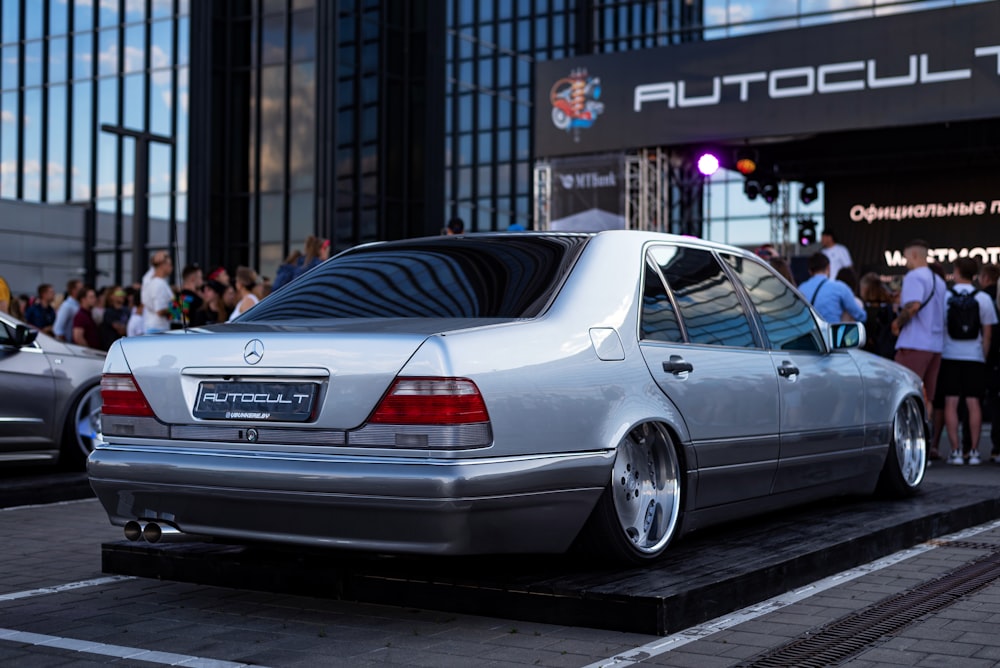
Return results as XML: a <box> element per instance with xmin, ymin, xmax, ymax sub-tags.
<box><xmin>101</xmin><ymin>373</ymin><xmax>155</xmax><ymax>417</ymax></box>
<box><xmin>369</xmin><ymin>377</ymin><xmax>489</xmax><ymax>425</ymax></box>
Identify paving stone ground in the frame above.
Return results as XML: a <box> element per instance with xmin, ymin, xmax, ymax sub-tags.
<box><xmin>3</xmin><ymin>447</ymin><xmax>1000</xmax><ymax>667</ymax></box>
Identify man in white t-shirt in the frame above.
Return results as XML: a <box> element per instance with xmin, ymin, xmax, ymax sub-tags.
<box><xmin>141</xmin><ymin>251</ymin><xmax>174</xmax><ymax>334</ymax></box>
<box><xmin>820</xmin><ymin>229</ymin><xmax>853</xmax><ymax>281</ymax></box>
<box><xmin>940</xmin><ymin>257</ymin><xmax>997</xmax><ymax>465</ymax></box>
<box><xmin>892</xmin><ymin>239</ymin><xmax>947</xmax><ymax>458</ymax></box>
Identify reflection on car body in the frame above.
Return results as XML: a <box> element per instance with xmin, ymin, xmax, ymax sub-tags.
<box><xmin>89</xmin><ymin>231</ymin><xmax>927</xmax><ymax>564</ymax></box>
<box><xmin>0</xmin><ymin>312</ymin><xmax>105</xmax><ymax>469</ymax></box>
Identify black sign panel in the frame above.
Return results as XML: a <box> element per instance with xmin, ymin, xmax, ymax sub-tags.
<box><xmin>535</xmin><ymin>3</ymin><xmax>1000</xmax><ymax>157</ymax></box>
<box><xmin>548</xmin><ymin>154</ymin><xmax>626</xmax><ymax>231</ymax></box>
<box><xmin>825</xmin><ymin>172</ymin><xmax>1000</xmax><ymax>276</ymax></box>
<box><xmin>194</xmin><ymin>382</ymin><xmax>317</xmax><ymax>422</ymax></box>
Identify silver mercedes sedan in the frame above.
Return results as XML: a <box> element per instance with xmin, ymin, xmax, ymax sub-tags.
<box><xmin>89</xmin><ymin>232</ymin><xmax>926</xmax><ymax>564</ymax></box>
<box><xmin>1</xmin><ymin>311</ymin><xmax>105</xmax><ymax>469</ymax></box>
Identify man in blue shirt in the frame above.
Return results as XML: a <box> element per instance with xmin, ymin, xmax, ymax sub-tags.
<box><xmin>52</xmin><ymin>278</ymin><xmax>83</xmax><ymax>342</ymax></box>
<box><xmin>797</xmin><ymin>252</ymin><xmax>867</xmax><ymax>325</ymax></box>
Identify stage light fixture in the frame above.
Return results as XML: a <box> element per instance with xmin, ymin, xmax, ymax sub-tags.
<box><xmin>798</xmin><ymin>218</ymin><xmax>817</xmax><ymax>246</ymax></box>
<box><xmin>697</xmin><ymin>152</ymin><xmax>720</xmax><ymax>177</ymax></box>
<box><xmin>800</xmin><ymin>181</ymin><xmax>818</xmax><ymax>205</ymax></box>
<box><xmin>744</xmin><ymin>178</ymin><xmax>761</xmax><ymax>200</ymax></box>
<box><xmin>735</xmin><ymin>149</ymin><xmax>758</xmax><ymax>176</ymax></box>
<box><xmin>761</xmin><ymin>181</ymin><xmax>779</xmax><ymax>204</ymax></box>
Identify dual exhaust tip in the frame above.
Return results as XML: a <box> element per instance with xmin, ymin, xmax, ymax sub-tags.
<box><xmin>123</xmin><ymin>520</ymin><xmax>184</xmax><ymax>543</ymax></box>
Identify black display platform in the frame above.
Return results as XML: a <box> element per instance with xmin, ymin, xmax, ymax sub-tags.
<box><xmin>101</xmin><ymin>482</ymin><xmax>1000</xmax><ymax>635</ymax></box>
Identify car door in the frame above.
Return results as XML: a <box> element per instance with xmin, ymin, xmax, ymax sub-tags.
<box><xmin>0</xmin><ymin>319</ymin><xmax>56</xmax><ymax>454</ymax></box>
<box><xmin>637</xmin><ymin>245</ymin><xmax>780</xmax><ymax>509</ymax></box>
<box><xmin>721</xmin><ymin>254</ymin><xmax>865</xmax><ymax>494</ymax></box>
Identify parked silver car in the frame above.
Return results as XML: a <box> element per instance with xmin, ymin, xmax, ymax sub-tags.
<box><xmin>89</xmin><ymin>232</ymin><xmax>926</xmax><ymax>563</ymax></box>
<box><xmin>1</xmin><ymin>311</ymin><xmax>105</xmax><ymax>469</ymax></box>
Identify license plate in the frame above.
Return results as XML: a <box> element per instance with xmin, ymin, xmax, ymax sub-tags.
<box><xmin>193</xmin><ymin>381</ymin><xmax>317</xmax><ymax>422</ymax></box>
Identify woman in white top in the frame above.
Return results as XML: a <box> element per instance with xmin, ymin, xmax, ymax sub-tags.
<box><xmin>227</xmin><ymin>266</ymin><xmax>260</xmax><ymax>322</ymax></box>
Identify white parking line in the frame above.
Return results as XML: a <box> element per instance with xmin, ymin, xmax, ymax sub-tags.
<box><xmin>0</xmin><ymin>576</ymin><xmax>134</xmax><ymax>602</ymax></box>
<box><xmin>0</xmin><ymin>575</ymin><xmax>268</xmax><ymax>667</ymax></box>
<box><xmin>0</xmin><ymin>628</ymin><xmax>264</xmax><ymax>667</ymax></box>
<box><xmin>0</xmin><ymin>497</ymin><xmax>96</xmax><ymax>512</ymax></box>
<box><xmin>584</xmin><ymin>518</ymin><xmax>1000</xmax><ymax>668</ymax></box>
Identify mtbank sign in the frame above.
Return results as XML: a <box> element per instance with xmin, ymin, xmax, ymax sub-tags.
<box><xmin>535</xmin><ymin>3</ymin><xmax>1000</xmax><ymax>157</ymax></box>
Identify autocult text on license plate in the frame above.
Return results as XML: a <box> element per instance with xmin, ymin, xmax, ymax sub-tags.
<box><xmin>194</xmin><ymin>382</ymin><xmax>317</xmax><ymax>422</ymax></box>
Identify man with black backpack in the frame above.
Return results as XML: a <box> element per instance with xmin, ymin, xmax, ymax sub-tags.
<box><xmin>940</xmin><ymin>257</ymin><xmax>997</xmax><ymax>465</ymax></box>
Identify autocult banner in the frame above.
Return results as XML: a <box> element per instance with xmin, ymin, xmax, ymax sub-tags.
<box><xmin>546</xmin><ymin>153</ymin><xmax>626</xmax><ymax>232</ymax></box>
<box><xmin>534</xmin><ymin>3</ymin><xmax>1000</xmax><ymax>158</ymax></box>
<box><xmin>824</xmin><ymin>173</ymin><xmax>1000</xmax><ymax>276</ymax></box>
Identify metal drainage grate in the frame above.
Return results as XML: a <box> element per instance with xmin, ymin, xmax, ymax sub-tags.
<box><xmin>737</xmin><ymin>550</ymin><xmax>1000</xmax><ymax>668</ymax></box>
<box><xmin>927</xmin><ymin>539</ymin><xmax>1000</xmax><ymax>551</ymax></box>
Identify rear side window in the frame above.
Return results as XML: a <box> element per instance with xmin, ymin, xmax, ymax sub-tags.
<box><xmin>640</xmin><ymin>261</ymin><xmax>684</xmax><ymax>343</ymax></box>
<box><xmin>649</xmin><ymin>245</ymin><xmax>758</xmax><ymax>349</ymax></box>
<box><xmin>241</xmin><ymin>235</ymin><xmax>589</xmax><ymax>320</ymax></box>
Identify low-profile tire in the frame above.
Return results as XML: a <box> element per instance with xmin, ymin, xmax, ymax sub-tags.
<box><xmin>60</xmin><ymin>384</ymin><xmax>104</xmax><ymax>471</ymax></box>
<box><xmin>876</xmin><ymin>396</ymin><xmax>926</xmax><ymax>497</ymax></box>
<box><xmin>577</xmin><ymin>422</ymin><xmax>683</xmax><ymax>565</ymax></box>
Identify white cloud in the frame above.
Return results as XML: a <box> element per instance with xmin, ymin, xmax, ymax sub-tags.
<box><xmin>96</xmin><ymin>180</ymin><xmax>134</xmax><ymax>198</ymax></box>
<box><xmin>124</xmin><ymin>45</ymin><xmax>144</xmax><ymax>72</ymax></box>
<box><xmin>1</xmin><ymin>110</ymin><xmax>14</xmax><ymax>123</ymax></box>
<box><xmin>99</xmin><ymin>44</ymin><xmax>118</xmax><ymax>72</ymax></box>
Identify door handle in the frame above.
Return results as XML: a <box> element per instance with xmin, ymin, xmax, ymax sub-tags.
<box><xmin>662</xmin><ymin>355</ymin><xmax>694</xmax><ymax>375</ymax></box>
<box><xmin>777</xmin><ymin>361</ymin><xmax>799</xmax><ymax>378</ymax></box>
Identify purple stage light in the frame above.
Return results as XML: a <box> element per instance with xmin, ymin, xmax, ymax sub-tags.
<box><xmin>697</xmin><ymin>153</ymin><xmax>719</xmax><ymax>176</ymax></box>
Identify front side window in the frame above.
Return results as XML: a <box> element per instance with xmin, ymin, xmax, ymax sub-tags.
<box><xmin>649</xmin><ymin>245</ymin><xmax>757</xmax><ymax>348</ymax></box>
<box><xmin>242</xmin><ymin>235</ymin><xmax>589</xmax><ymax>321</ymax></box>
<box><xmin>722</xmin><ymin>254</ymin><xmax>823</xmax><ymax>352</ymax></box>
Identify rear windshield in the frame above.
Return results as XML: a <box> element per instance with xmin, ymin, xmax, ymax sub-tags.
<box><xmin>240</xmin><ymin>235</ymin><xmax>590</xmax><ymax>321</ymax></box>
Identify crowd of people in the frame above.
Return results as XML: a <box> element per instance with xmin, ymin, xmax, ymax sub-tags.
<box><xmin>0</xmin><ymin>235</ymin><xmax>332</xmax><ymax>353</ymax></box>
<box><xmin>759</xmin><ymin>233</ymin><xmax>1000</xmax><ymax>467</ymax></box>
<box><xmin>2</xmin><ymin>230</ymin><xmax>998</xmax><ymax>464</ymax></box>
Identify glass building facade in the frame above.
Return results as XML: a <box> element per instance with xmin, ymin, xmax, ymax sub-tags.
<box><xmin>0</xmin><ymin>0</ymin><xmax>990</xmax><ymax>290</ymax></box>
<box><xmin>0</xmin><ymin>0</ymin><xmax>189</xmax><ymax>286</ymax></box>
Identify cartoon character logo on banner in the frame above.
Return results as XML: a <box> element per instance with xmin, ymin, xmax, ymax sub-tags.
<box><xmin>550</xmin><ymin>68</ymin><xmax>604</xmax><ymax>142</ymax></box>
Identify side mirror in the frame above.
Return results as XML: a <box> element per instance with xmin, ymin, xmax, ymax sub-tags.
<box><xmin>828</xmin><ymin>322</ymin><xmax>866</xmax><ymax>350</ymax></box>
<box><xmin>2</xmin><ymin>322</ymin><xmax>38</xmax><ymax>348</ymax></box>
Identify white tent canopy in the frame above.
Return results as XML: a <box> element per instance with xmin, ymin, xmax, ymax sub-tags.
<box><xmin>549</xmin><ymin>208</ymin><xmax>626</xmax><ymax>232</ymax></box>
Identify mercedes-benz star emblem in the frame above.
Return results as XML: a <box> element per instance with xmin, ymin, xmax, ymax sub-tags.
<box><xmin>246</xmin><ymin>428</ymin><xmax>259</xmax><ymax>443</ymax></box>
<box><xmin>243</xmin><ymin>339</ymin><xmax>264</xmax><ymax>365</ymax></box>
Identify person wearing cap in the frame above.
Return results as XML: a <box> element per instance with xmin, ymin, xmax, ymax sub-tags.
<box><xmin>207</xmin><ymin>266</ymin><xmax>229</xmax><ymax>286</ymax></box>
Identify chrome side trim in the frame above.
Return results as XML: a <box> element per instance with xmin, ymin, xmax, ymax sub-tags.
<box><xmin>105</xmin><ymin>421</ymin><xmax>491</xmax><ymax>450</ymax></box>
<box><xmin>347</xmin><ymin>422</ymin><xmax>493</xmax><ymax>449</ymax></box>
<box><xmin>169</xmin><ymin>424</ymin><xmax>346</xmax><ymax>446</ymax></box>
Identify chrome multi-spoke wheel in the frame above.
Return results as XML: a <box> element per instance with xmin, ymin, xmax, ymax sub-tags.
<box><xmin>580</xmin><ymin>422</ymin><xmax>682</xmax><ymax>564</ymax></box>
<box><xmin>63</xmin><ymin>384</ymin><xmax>103</xmax><ymax>469</ymax></box>
<box><xmin>877</xmin><ymin>396</ymin><xmax>926</xmax><ymax>496</ymax></box>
